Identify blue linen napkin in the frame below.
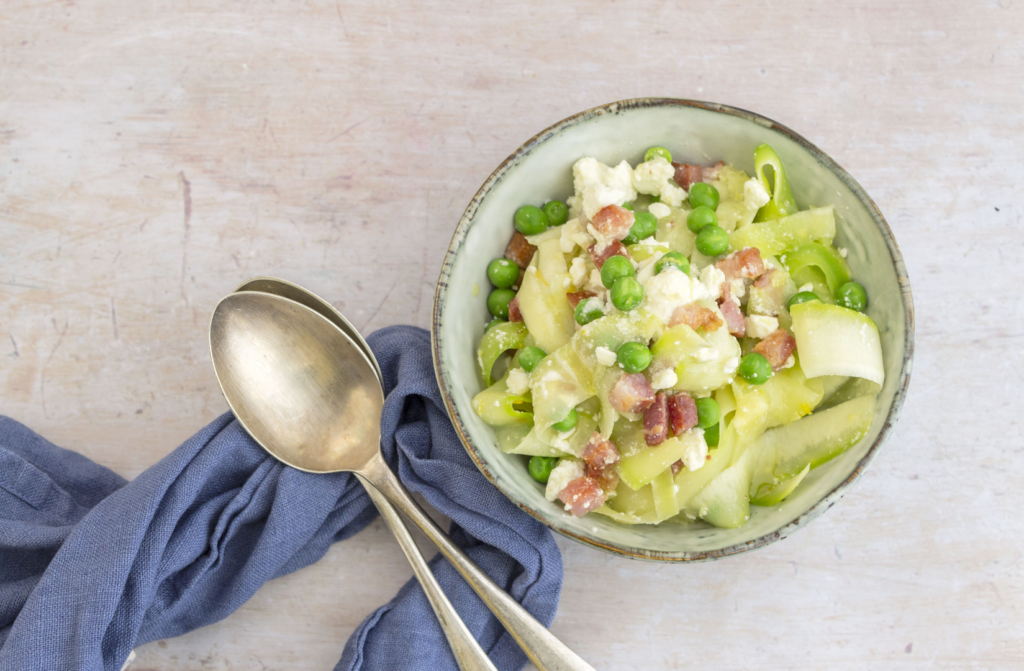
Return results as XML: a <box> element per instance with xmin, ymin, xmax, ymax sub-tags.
<box><xmin>0</xmin><ymin>325</ymin><xmax>562</xmax><ymax>671</ymax></box>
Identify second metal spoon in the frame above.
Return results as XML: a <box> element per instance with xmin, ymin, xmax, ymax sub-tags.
<box><xmin>231</xmin><ymin>278</ymin><xmax>496</xmax><ymax>671</ymax></box>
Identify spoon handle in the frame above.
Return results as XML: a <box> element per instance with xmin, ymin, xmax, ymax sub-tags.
<box><xmin>355</xmin><ymin>475</ymin><xmax>499</xmax><ymax>671</ymax></box>
<box><xmin>362</xmin><ymin>455</ymin><xmax>597</xmax><ymax>671</ymax></box>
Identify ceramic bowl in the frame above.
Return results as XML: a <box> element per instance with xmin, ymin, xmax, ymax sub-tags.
<box><xmin>431</xmin><ymin>99</ymin><xmax>913</xmax><ymax>562</ymax></box>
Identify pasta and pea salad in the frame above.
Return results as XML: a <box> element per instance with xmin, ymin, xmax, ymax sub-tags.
<box><xmin>473</xmin><ymin>145</ymin><xmax>883</xmax><ymax>529</ymax></box>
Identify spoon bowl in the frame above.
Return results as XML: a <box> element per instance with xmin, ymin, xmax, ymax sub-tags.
<box><xmin>210</xmin><ymin>291</ymin><xmax>382</xmax><ymax>474</ymax></box>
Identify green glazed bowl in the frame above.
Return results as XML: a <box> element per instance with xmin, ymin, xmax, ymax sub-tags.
<box><xmin>431</xmin><ymin>99</ymin><xmax>914</xmax><ymax>562</ymax></box>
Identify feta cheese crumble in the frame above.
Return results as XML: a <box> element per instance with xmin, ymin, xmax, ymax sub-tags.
<box><xmin>682</xmin><ymin>428</ymin><xmax>708</xmax><ymax>471</ymax></box>
<box><xmin>572</xmin><ymin>157</ymin><xmax>637</xmax><ymax>222</ymax></box>
<box><xmin>728</xmin><ymin>277</ymin><xmax>747</xmax><ymax>300</ymax></box>
<box><xmin>641</xmin><ymin>266</ymin><xmax>710</xmax><ymax>323</ymax></box>
<box><xmin>743</xmin><ymin>177</ymin><xmax>771</xmax><ymax>209</ymax></box>
<box><xmin>632</xmin><ymin>158</ymin><xmax>674</xmax><ymax>194</ymax></box>
<box><xmin>650</xmin><ymin>368</ymin><xmax>678</xmax><ymax>390</ymax></box>
<box><xmin>545</xmin><ymin>459</ymin><xmax>584</xmax><ymax>501</ymax></box>
<box><xmin>506</xmin><ymin>368</ymin><xmax>531</xmax><ymax>395</ymax></box>
<box><xmin>700</xmin><ymin>264</ymin><xmax>727</xmax><ymax>300</ymax></box>
<box><xmin>648</xmin><ymin>202</ymin><xmax>672</xmax><ymax>219</ymax></box>
<box><xmin>745</xmin><ymin>315</ymin><xmax>779</xmax><ymax>339</ymax></box>
<box><xmin>631</xmin><ymin>158</ymin><xmax>686</xmax><ymax>206</ymax></box>
<box><xmin>595</xmin><ymin>346</ymin><xmax>618</xmax><ymax>367</ymax></box>
<box><xmin>569</xmin><ymin>256</ymin><xmax>588</xmax><ymax>287</ymax></box>
<box><xmin>723</xmin><ymin>356</ymin><xmax>740</xmax><ymax>375</ymax></box>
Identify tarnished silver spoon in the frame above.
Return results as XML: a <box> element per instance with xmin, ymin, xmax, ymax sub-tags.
<box><xmin>210</xmin><ymin>289</ymin><xmax>595</xmax><ymax>671</ymax></box>
<box><xmin>225</xmin><ymin>278</ymin><xmax>495</xmax><ymax>671</ymax></box>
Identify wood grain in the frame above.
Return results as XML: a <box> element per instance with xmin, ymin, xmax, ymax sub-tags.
<box><xmin>2</xmin><ymin>1</ymin><xmax>1022</xmax><ymax>669</ymax></box>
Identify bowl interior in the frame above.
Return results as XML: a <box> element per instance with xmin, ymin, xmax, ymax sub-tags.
<box><xmin>433</xmin><ymin>100</ymin><xmax>912</xmax><ymax>561</ymax></box>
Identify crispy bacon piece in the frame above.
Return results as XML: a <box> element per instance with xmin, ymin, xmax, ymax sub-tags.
<box><xmin>590</xmin><ymin>467</ymin><xmax>619</xmax><ymax>494</ymax></box>
<box><xmin>583</xmin><ymin>433</ymin><xmax>621</xmax><ymax>471</ymax></box>
<box><xmin>644</xmin><ymin>393</ymin><xmax>670</xmax><ymax>446</ymax></box>
<box><xmin>608</xmin><ymin>373</ymin><xmax>656</xmax><ymax>414</ymax></box>
<box><xmin>753</xmin><ymin>268</ymin><xmax>777</xmax><ymax>288</ymax></box>
<box><xmin>582</xmin><ymin>433</ymin><xmax>621</xmax><ymax>493</ymax></box>
<box><xmin>670</xmin><ymin>460</ymin><xmax>685</xmax><ymax>476</ymax></box>
<box><xmin>716</xmin><ymin>247</ymin><xmax>765</xmax><ymax>281</ymax></box>
<box><xmin>504</xmin><ymin>232</ymin><xmax>537</xmax><ymax>269</ymax></box>
<box><xmin>668</xmin><ymin>304</ymin><xmax>723</xmax><ymax>332</ymax></box>
<box><xmin>671</xmin><ymin>162</ymin><xmax>704</xmax><ymax>190</ymax></box>
<box><xmin>702</xmin><ymin>161</ymin><xmax>724</xmax><ymax>182</ymax></box>
<box><xmin>754</xmin><ymin>329</ymin><xmax>797</xmax><ymax>371</ymax></box>
<box><xmin>566</xmin><ymin>290</ymin><xmax>597</xmax><ymax>308</ymax></box>
<box><xmin>507</xmin><ymin>296</ymin><xmax>523</xmax><ymax>322</ymax></box>
<box><xmin>719</xmin><ymin>292</ymin><xmax>745</xmax><ymax>337</ymax></box>
<box><xmin>587</xmin><ymin>239</ymin><xmax>630</xmax><ymax>269</ymax></box>
<box><xmin>667</xmin><ymin>393</ymin><xmax>698</xmax><ymax>435</ymax></box>
<box><xmin>558</xmin><ymin>476</ymin><xmax>606</xmax><ymax>517</ymax></box>
<box><xmin>590</xmin><ymin>204</ymin><xmax>635</xmax><ymax>241</ymax></box>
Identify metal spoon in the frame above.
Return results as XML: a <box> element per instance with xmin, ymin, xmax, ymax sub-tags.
<box><xmin>210</xmin><ymin>290</ymin><xmax>596</xmax><ymax>671</ymax></box>
<box><xmin>231</xmin><ymin>278</ymin><xmax>496</xmax><ymax>671</ymax></box>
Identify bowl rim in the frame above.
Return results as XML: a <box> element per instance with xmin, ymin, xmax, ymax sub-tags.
<box><xmin>430</xmin><ymin>97</ymin><xmax>915</xmax><ymax>562</ymax></box>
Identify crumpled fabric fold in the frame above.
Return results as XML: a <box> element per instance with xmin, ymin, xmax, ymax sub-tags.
<box><xmin>0</xmin><ymin>325</ymin><xmax>561</xmax><ymax>671</ymax></box>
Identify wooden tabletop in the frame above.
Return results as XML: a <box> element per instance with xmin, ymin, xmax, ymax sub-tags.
<box><xmin>3</xmin><ymin>1</ymin><xmax>1022</xmax><ymax>669</ymax></box>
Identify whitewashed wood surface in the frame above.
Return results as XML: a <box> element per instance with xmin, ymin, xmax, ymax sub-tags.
<box><xmin>2</xmin><ymin>1</ymin><xmax>1022</xmax><ymax>669</ymax></box>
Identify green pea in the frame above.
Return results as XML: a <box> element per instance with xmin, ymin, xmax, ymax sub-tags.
<box><xmin>738</xmin><ymin>352</ymin><xmax>772</xmax><ymax>385</ymax></box>
<box><xmin>703</xmin><ymin>422</ymin><xmax>720</xmax><ymax>447</ymax></box>
<box><xmin>623</xmin><ymin>211</ymin><xmax>658</xmax><ymax>245</ymax></box>
<box><xmin>514</xmin><ymin>205</ymin><xmax>549</xmax><ymax>235</ymax></box>
<box><xmin>487</xmin><ymin>288</ymin><xmax>516</xmax><ymax>319</ymax></box>
<box><xmin>600</xmin><ymin>255</ymin><xmax>635</xmax><ymax>289</ymax></box>
<box><xmin>542</xmin><ymin>200</ymin><xmax>568</xmax><ymax>226</ymax></box>
<box><xmin>637</xmin><ymin>210</ymin><xmax>661</xmax><ymax>229</ymax></box>
<box><xmin>486</xmin><ymin>258</ymin><xmax>520</xmax><ymax>289</ymax></box>
<box><xmin>686</xmin><ymin>206</ymin><xmax>718</xmax><ymax>233</ymax></box>
<box><xmin>610</xmin><ymin>276</ymin><xmax>644</xmax><ymax>312</ymax></box>
<box><xmin>518</xmin><ymin>346</ymin><xmax>547</xmax><ymax>373</ymax></box>
<box><xmin>528</xmin><ymin>456</ymin><xmax>559</xmax><ymax>483</ymax></box>
<box><xmin>485</xmin><ymin>318</ymin><xmax>505</xmax><ymax>331</ymax></box>
<box><xmin>622</xmin><ymin>203</ymin><xmax>634</xmax><ymax>211</ymax></box>
<box><xmin>835</xmin><ymin>281</ymin><xmax>868</xmax><ymax>312</ymax></box>
<box><xmin>655</xmin><ymin>251</ymin><xmax>690</xmax><ymax>275</ymax></box>
<box><xmin>644</xmin><ymin>146</ymin><xmax>672</xmax><ymax>163</ymax></box>
<box><xmin>695</xmin><ymin>397</ymin><xmax>721</xmax><ymax>429</ymax></box>
<box><xmin>787</xmin><ymin>291</ymin><xmax>820</xmax><ymax>309</ymax></box>
<box><xmin>616</xmin><ymin>341</ymin><xmax>652</xmax><ymax>374</ymax></box>
<box><xmin>695</xmin><ymin>224</ymin><xmax>730</xmax><ymax>257</ymax></box>
<box><xmin>575</xmin><ymin>297</ymin><xmax>605</xmax><ymax>325</ymax></box>
<box><xmin>688</xmin><ymin>182</ymin><xmax>720</xmax><ymax>211</ymax></box>
<box><xmin>552</xmin><ymin>408</ymin><xmax>578</xmax><ymax>432</ymax></box>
